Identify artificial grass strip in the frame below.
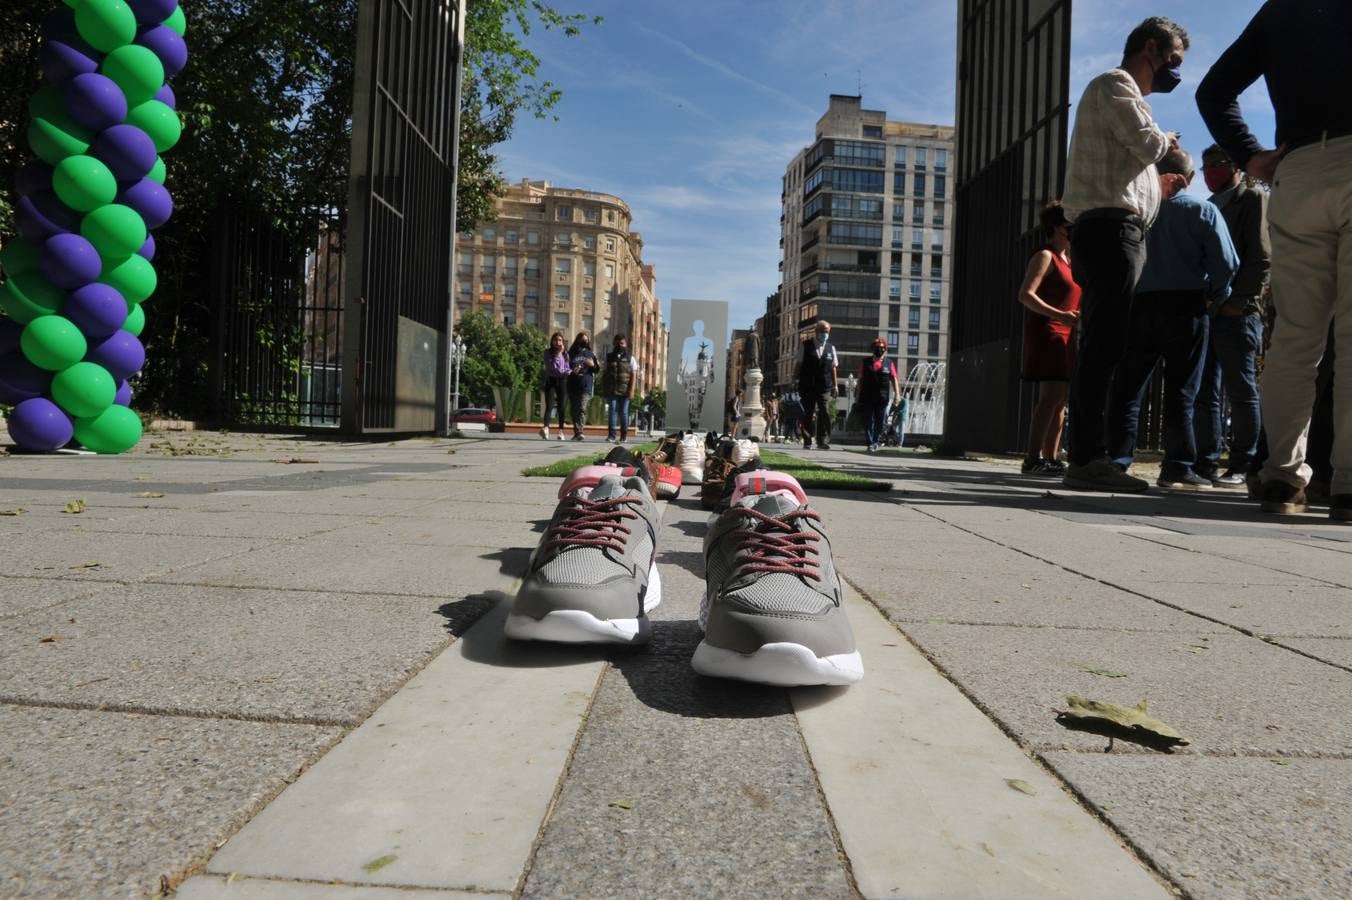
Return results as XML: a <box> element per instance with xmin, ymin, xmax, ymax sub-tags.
<box><xmin>523</xmin><ymin>445</ymin><xmax>890</xmax><ymax>492</ymax></box>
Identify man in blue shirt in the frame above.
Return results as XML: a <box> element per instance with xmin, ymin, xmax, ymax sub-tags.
<box><xmin>1196</xmin><ymin>0</ymin><xmax>1352</xmax><ymax>520</ymax></box>
<box><xmin>1106</xmin><ymin>149</ymin><xmax>1239</xmax><ymax>490</ymax></box>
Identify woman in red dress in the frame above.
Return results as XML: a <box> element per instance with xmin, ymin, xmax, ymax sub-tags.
<box><xmin>1018</xmin><ymin>201</ymin><xmax>1081</xmax><ymax>475</ymax></box>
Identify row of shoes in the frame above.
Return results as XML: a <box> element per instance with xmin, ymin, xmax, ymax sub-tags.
<box><xmin>503</xmin><ymin>445</ymin><xmax>864</xmax><ymax>687</ymax></box>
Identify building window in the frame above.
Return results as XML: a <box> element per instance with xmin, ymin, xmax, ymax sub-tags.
<box><xmin>606</xmin><ymin>210</ymin><xmax>616</xmax><ymax>223</ymax></box>
<box><xmin>911</xmin><ymin>253</ymin><xmax>922</xmax><ymax>278</ymax></box>
<box><xmin>914</xmin><ymin>173</ymin><xmax>926</xmax><ymax>197</ymax></box>
<box><xmin>889</xmin><ymin>278</ymin><xmax>901</xmax><ymax>297</ymax></box>
<box><xmin>556</xmin><ymin>205</ymin><xmax>571</xmax><ymax>221</ymax></box>
<box><xmin>583</xmin><ymin>287</ymin><xmax>594</xmax><ymax>302</ymax></box>
<box><xmin>888</xmin><ymin>304</ymin><xmax>900</xmax><ymax>327</ymax></box>
<box><xmin>893</xmin><ymin>172</ymin><xmax>906</xmax><ymax>194</ymax></box>
<box><xmin>891</xmin><ymin>226</ymin><xmax>904</xmax><ymax>249</ymax></box>
<box><xmin>552</xmin><ymin>312</ymin><xmax>570</xmax><ymax>329</ymax></box>
<box><xmin>504</xmin><ymin>284</ymin><xmax>517</xmax><ymax>300</ymax></box>
<box><xmin>456</xmin><ymin>253</ymin><xmax>471</xmax><ymax>274</ymax></box>
<box><xmin>908</xmin><ymin>306</ymin><xmax>921</xmax><ymax>327</ymax></box>
<box><xmin>526</xmin><ymin>230</ymin><xmax>540</xmax><ymax>246</ymax></box>
<box><xmin>891</xmin><ymin>204</ymin><xmax>904</xmax><ymax>222</ymax></box>
<box><xmin>583</xmin><ymin>260</ymin><xmax>596</xmax><ymax>277</ymax></box>
<box><xmin>931</xmin><ymin>253</ymin><xmax>943</xmax><ymax>278</ymax></box>
<box><xmin>932</xmin><ymin>208</ymin><xmax>945</xmax><ymax>226</ymax></box>
<box><xmin>526</xmin><ymin>309</ymin><xmax>538</xmax><ymax>326</ymax></box>
<box><xmin>583</xmin><ymin>208</ymin><xmax>597</xmax><ymax>223</ymax></box>
<box><xmin>915</xmin><ymin>147</ymin><xmax>927</xmax><ymax>169</ymax></box>
<box><xmin>605</xmin><ymin>237</ymin><xmax>616</xmax><ymax>253</ymax></box>
<box><xmin>459</xmin><ymin>231</ymin><xmax>474</xmax><ymax>241</ymax></box>
<box><xmin>556</xmin><ymin>258</ymin><xmax>572</xmax><ymax>274</ymax></box>
<box><xmin>526</xmin><ymin>287</ymin><xmax>539</xmax><ymax>305</ymax></box>
<box><xmin>935</xmin><ymin>148</ymin><xmax>948</xmax><ymax>171</ymax></box>
<box><xmin>506</xmin><ymin>229</ymin><xmax>518</xmax><ymax>244</ymax></box>
<box><xmin>827</xmin><ymin>221</ymin><xmax>883</xmax><ymax>246</ymax></box>
<box><xmin>458</xmin><ymin>285</ymin><xmax>471</xmax><ymax>304</ymax></box>
<box><xmin>584</xmin><ymin>236</ymin><xmax>596</xmax><ymax>249</ymax></box>
<box><xmin>502</xmin><ymin>312</ymin><xmax>514</xmax><ymax>326</ymax></box>
<box><xmin>911</xmin><ymin>228</ymin><xmax>923</xmax><ymax>250</ymax></box>
<box><xmin>934</xmin><ymin>175</ymin><xmax>947</xmax><ymax>199</ymax></box>
<box><xmin>910</xmin><ymin>282</ymin><xmax>921</xmax><ymax>299</ymax></box>
<box><xmin>928</xmin><ymin>332</ymin><xmax>941</xmax><ymax>355</ymax></box>
<box><xmin>482</xmin><ymin>227</ymin><xmax>496</xmax><ymax>241</ymax></box>
<box><xmin>555</xmin><ymin>285</ymin><xmax>571</xmax><ymax>301</ymax></box>
<box><xmin>832</xmin><ymin>139</ymin><xmax>886</xmax><ymax>167</ymax></box>
<box><xmin>553</xmin><ymin>232</ymin><xmax>571</xmax><ymax>247</ymax></box>
<box><xmin>887</xmin><ymin>331</ymin><xmax>899</xmax><ymax>350</ymax></box>
<box><xmin>582</xmin><ymin>315</ymin><xmax>594</xmax><ymax>332</ymax></box>
<box><xmin>481</xmin><ymin>257</ymin><xmax>495</xmax><ymax>274</ymax></box>
<box><xmin>929</xmin><ymin>308</ymin><xmax>940</xmax><ymax>329</ymax></box>
<box><xmin>930</xmin><ymin>282</ymin><xmax>942</xmax><ymax>302</ymax></box>
<box><xmin>931</xmin><ymin>229</ymin><xmax>944</xmax><ymax>251</ymax></box>
<box><xmin>525</xmin><ymin>258</ymin><xmax>539</xmax><ymax>276</ymax></box>
<box><xmin>907</xmin><ymin>333</ymin><xmax>920</xmax><ymax>353</ymax></box>
<box><xmin>912</xmin><ymin>201</ymin><xmax>924</xmax><ymax>224</ymax></box>
<box><xmin>862</xmin><ymin>124</ymin><xmax>883</xmax><ymax>138</ymax></box>
<box><xmin>604</xmin><ymin>262</ymin><xmax>615</xmax><ymax>279</ymax></box>
<box><xmin>504</xmin><ymin>259</ymin><xmax>517</xmax><ymax>276</ymax></box>
<box><xmin>893</xmin><ymin>145</ymin><xmax>906</xmax><ymax>167</ymax></box>
<box><xmin>480</xmin><ymin>281</ymin><xmax>493</xmax><ymax>296</ymax></box>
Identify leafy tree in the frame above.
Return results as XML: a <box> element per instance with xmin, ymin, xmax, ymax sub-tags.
<box><xmin>456</xmin><ymin>309</ymin><xmax>546</xmax><ymax>409</ymax></box>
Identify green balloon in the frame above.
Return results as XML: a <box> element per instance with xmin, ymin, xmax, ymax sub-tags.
<box><xmin>147</xmin><ymin>157</ymin><xmax>166</xmax><ymax>185</ymax></box>
<box><xmin>2</xmin><ymin>280</ymin><xmax>53</xmax><ymax>325</ymax></box>
<box><xmin>4</xmin><ymin>272</ymin><xmax>64</xmax><ymax>323</ymax></box>
<box><xmin>29</xmin><ymin>85</ymin><xmax>65</xmax><ymax>122</ymax></box>
<box><xmin>163</xmin><ymin>5</ymin><xmax>185</xmax><ymax>36</ymax></box>
<box><xmin>75</xmin><ymin>0</ymin><xmax>138</xmax><ymax>54</ymax></box>
<box><xmin>101</xmin><ymin>254</ymin><xmax>157</xmax><ymax>304</ymax></box>
<box><xmin>53</xmin><ymin>155</ymin><xmax>119</xmax><ymax>213</ymax></box>
<box><xmin>123</xmin><ymin>301</ymin><xmax>145</xmax><ymax>337</ymax></box>
<box><xmin>126</xmin><ymin>100</ymin><xmax>181</xmax><ymax>153</ymax></box>
<box><xmin>28</xmin><ymin>115</ymin><xmax>94</xmax><ymax>166</ymax></box>
<box><xmin>52</xmin><ymin>360</ymin><xmax>116</xmax><ymax>418</ymax></box>
<box><xmin>101</xmin><ymin>44</ymin><xmax>165</xmax><ymax>109</ymax></box>
<box><xmin>75</xmin><ymin>403</ymin><xmax>142</xmax><ymax>454</ymax></box>
<box><xmin>82</xmin><ymin>204</ymin><xmax>147</xmax><ymax>261</ymax></box>
<box><xmin>20</xmin><ymin>315</ymin><xmax>87</xmax><ymax>371</ymax></box>
<box><xmin>0</xmin><ymin>238</ymin><xmax>41</xmax><ymax>277</ymax></box>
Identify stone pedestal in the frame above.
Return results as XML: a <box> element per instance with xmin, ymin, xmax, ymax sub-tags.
<box><xmin>739</xmin><ymin>366</ymin><xmax>768</xmax><ymax>440</ymax></box>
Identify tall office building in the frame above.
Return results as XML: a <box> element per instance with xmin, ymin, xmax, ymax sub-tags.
<box><xmin>773</xmin><ymin>96</ymin><xmax>955</xmax><ymax>395</ymax></box>
<box><xmin>454</xmin><ymin>180</ymin><xmax>668</xmax><ymax>396</ymax></box>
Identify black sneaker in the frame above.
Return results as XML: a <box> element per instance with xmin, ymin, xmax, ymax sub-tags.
<box><xmin>1157</xmin><ymin>471</ymin><xmax>1214</xmax><ymax>491</ymax></box>
<box><xmin>1020</xmin><ymin>457</ymin><xmax>1042</xmax><ymax>474</ymax></box>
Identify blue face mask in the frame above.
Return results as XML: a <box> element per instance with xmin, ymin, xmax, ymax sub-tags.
<box><xmin>1152</xmin><ymin>54</ymin><xmax>1182</xmax><ymax>94</ymax></box>
<box><xmin>815</xmin><ymin>333</ymin><xmax>828</xmax><ymax>346</ymax></box>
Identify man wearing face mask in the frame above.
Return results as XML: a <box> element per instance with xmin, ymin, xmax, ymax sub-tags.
<box><xmin>1060</xmin><ymin>16</ymin><xmax>1187</xmax><ymax>493</ymax></box>
<box><xmin>796</xmin><ymin>320</ymin><xmax>838</xmax><ymax>450</ymax></box>
<box><xmin>856</xmin><ymin>337</ymin><xmax>900</xmax><ymax>453</ymax></box>
<box><xmin>1192</xmin><ymin>144</ymin><xmax>1269</xmax><ymax>488</ymax></box>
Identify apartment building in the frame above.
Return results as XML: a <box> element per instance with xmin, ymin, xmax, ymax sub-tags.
<box><xmin>772</xmin><ymin>96</ymin><xmax>956</xmax><ymax>392</ymax></box>
<box><xmin>454</xmin><ymin>179</ymin><xmax>668</xmax><ymax>396</ymax></box>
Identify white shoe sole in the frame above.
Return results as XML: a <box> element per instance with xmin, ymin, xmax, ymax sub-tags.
<box><xmin>680</xmin><ymin>468</ymin><xmax>704</xmax><ymax>485</ymax></box>
<box><xmin>504</xmin><ymin>564</ymin><xmax>662</xmax><ymax>644</ymax></box>
<box><xmin>690</xmin><ymin>640</ymin><xmax>864</xmax><ymax>686</ymax></box>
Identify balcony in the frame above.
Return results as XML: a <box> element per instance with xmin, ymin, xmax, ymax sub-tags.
<box><xmin>817</xmin><ymin>261</ymin><xmax>881</xmax><ymax>275</ymax></box>
<box><xmin>801</xmin><ymin>234</ymin><xmax>821</xmax><ymax>253</ymax></box>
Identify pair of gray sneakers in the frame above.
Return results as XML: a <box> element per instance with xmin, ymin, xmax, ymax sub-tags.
<box><xmin>506</xmin><ymin>469</ymin><xmax>862</xmax><ymax>687</ymax></box>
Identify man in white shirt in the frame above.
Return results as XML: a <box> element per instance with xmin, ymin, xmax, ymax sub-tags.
<box><xmin>1061</xmin><ymin>16</ymin><xmax>1187</xmax><ymax>493</ymax></box>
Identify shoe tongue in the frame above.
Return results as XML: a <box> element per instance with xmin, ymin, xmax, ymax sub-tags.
<box><xmin>744</xmin><ymin>492</ymin><xmax>800</xmax><ymax>518</ymax></box>
<box><xmin>588</xmin><ymin>474</ymin><xmax>644</xmax><ymax>502</ymax></box>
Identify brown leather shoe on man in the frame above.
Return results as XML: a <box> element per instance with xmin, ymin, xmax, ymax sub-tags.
<box><xmin>1259</xmin><ymin>480</ymin><xmax>1309</xmax><ymax>514</ymax></box>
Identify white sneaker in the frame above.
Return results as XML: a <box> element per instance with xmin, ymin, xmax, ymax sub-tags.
<box><xmin>539</xmin><ymin>427</ymin><xmax>549</xmax><ymax>440</ymax></box>
<box><xmin>731</xmin><ymin>438</ymin><xmax>760</xmax><ymax>467</ymax></box>
<box><xmin>676</xmin><ymin>434</ymin><xmax>706</xmax><ymax>485</ymax></box>
<box><xmin>556</xmin><ymin>434</ymin><xmax>565</xmax><ymax>441</ymax></box>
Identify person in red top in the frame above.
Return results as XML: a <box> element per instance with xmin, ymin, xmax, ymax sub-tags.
<box><xmin>856</xmin><ymin>336</ymin><xmax>900</xmax><ymax>453</ymax></box>
<box><xmin>1018</xmin><ymin>200</ymin><xmax>1082</xmax><ymax>475</ymax></box>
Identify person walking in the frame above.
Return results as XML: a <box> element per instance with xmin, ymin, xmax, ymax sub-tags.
<box><xmin>539</xmin><ymin>332</ymin><xmax>569</xmax><ymax>441</ymax></box>
<box><xmin>1017</xmin><ymin>200</ymin><xmax>1081</xmax><ymax>475</ymax></box>
<box><xmin>1192</xmin><ymin>143</ymin><xmax>1269</xmax><ymax>488</ymax></box>
<box><xmin>1061</xmin><ymin>16</ymin><xmax>1187</xmax><ymax>492</ymax></box>
<box><xmin>1196</xmin><ymin>0</ymin><xmax>1352</xmax><ymax>520</ymax></box>
<box><xmin>765</xmin><ymin>393</ymin><xmax>780</xmax><ymax>441</ymax></box>
<box><xmin>725</xmin><ymin>389</ymin><xmax>743</xmax><ymax>436</ymax></box>
<box><xmin>601</xmin><ymin>333</ymin><xmax>638</xmax><ymax>443</ymax></box>
<box><xmin>565</xmin><ymin>331</ymin><xmax>598</xmax><ymax>441</ymax></box>
<box><xmin>857</xmin><ymin>337</ymin><xmax>900</xmax><ymax>453</ymax></box>
<box><xmin>1106</xmin><ymin>149</ymin><xmax>1239</xmax><ymax>490</ymax></box>
<box><xmin>796</xmin><ymin>320</ymin><xmax>839</xmax><ymax>450</ymax></box>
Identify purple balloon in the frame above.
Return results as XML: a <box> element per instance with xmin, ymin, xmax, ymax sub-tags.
<box><xmin>136</xmin><ymin>26</ymin><xmax>188</xmax><ymax>79</ymax></box>
<box><xmin>137</xmin><ymin>234</ymin><xmax>156</xmax><ymax>261</ymax></box>
<box><xmin>0</xmin><ymin>351</ymin><xmax>52</xmax><ymax>405</ymax></box>
<box><xmin>65</xmin><ymin>73</ymin><xmax>130</xmax><ymax>132</ymax></box>
<box><xmin>40</xmin><ymin>37</ymin><xmax>100</xmax><ymax>84</ymax></box>
<box><xmin>8</xmin><ymin>397</ymin><xmax>74</xmax><ymax>451</ymax></box>
<box><xmin>64</xmin><ymin>283</ymin><xmax>130</xmax><ymax>340</ymax></box>
<box><xmin>86</xmin><ymin>330</ymin><xmax>146</xmax><ymax>382</ymax></box>
<box><xmin>117</xmin><ymin>178</ymin><xmax>173</xmax><ymax>230</ymax></box>
<box><xmin>0</xmin><ymin>318</ymin><xmax>21</xmax><ymax>357</ymax></box>
<box><xmin>114</xmin><ymin>380</ymin><xmax>133</xmax><ymax>406</ymax></box>
<box><xmin>16</xmin><ymin>161</ymin><xmax>54</xmax><ymax>198</ymax></box>
<box><xmin>153</xmin><ymin>83</ymin><xmax>176</xmax><ymax>109</ymax></box>
<box><xmin>15</xmin><ymin>191</ymin><xmax>78</xmax><ymax>241</ymax></box>
<box><xmin>40</xmin><ymin>233</ymin><xmax>103</xmax><ymax>290</ymax></box>
<box><xmin>92</xmin><ymin>125</ymin><xmax>158</xmax><ymax>181</ymax></box>
<box><xmin>130</xmin><ymin>0</ymin><xmax>178</xmax><ymax>25</ymax></box>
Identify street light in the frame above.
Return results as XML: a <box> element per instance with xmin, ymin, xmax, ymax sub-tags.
<box><xmin>449</xmin><ymin>332</ymin><xmax>467</xmax><ymax>418</ymax></box>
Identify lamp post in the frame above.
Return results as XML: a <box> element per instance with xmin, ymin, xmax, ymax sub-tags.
<box><xmin>449</xmin><ymin>332</ymin><xmax>467</xmax><ymax>420</ymax></box>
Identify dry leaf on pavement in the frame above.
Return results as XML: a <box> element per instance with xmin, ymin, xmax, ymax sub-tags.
<box><xmin>1055</xmin><ymin>695</ymin><xmax>1190</xmax><ymax>752</ymax></box>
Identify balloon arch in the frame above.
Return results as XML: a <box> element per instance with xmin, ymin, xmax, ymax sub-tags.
<box><xmin>0</xmin><ymin>0</ymin><xmax>186</xmax><ymax>453</ymax></box>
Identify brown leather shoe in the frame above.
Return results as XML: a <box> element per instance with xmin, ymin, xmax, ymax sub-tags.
<box><xmin>1259</xmin><ymin>480</ymin><xmax>1309</xmax><ymax>514</ymax></box>
<box><xmin>700</xmin><ymin>456</ymin><xmax>737</xmax><ymax>511</ymax></box>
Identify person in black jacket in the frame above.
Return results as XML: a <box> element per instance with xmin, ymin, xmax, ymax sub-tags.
<box><xmin>1196</xmin><ymin>0</ymin><xmax>1352</xmax><ymax>520</ymax></box>
<box><xmin>796</xmin><ymin>320</ymin><xmax>838</xmax><ymax>450</ymax></box>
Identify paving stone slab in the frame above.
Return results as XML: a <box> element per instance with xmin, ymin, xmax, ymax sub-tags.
<box><xmin>0</xmin><ymin>576</ymin><xmax>112</xmax><ymax>619</ymax></box>
<box><xmin>0</xmin><ymin>584</ymin><xmax>458</xmax><ymax>723</ymax></box>
<box><xmin>1042</xmin><ymin>753</ymin><xmax>1352</xmax><ymax>900</ymax></box>
<box><xmin>1126</xmin><ymin>533</ymin><xmax>1352</xmax><ymax>588</ymax></box>
<box><xmin>523</xmin><ymin>657</ymin><xmax>854</xmax><ymax>900</ymax></box>
<box><xmin>1280</xmin><ymin>637</ymin><xmax>1352</xmax><ymax>669</ymax></box>
<box><xmin>1128</xmin><ymin>582</ymin><xmax>1352</xmax><ymax>637</ymax></box>
<box><xmin>0</xmin><ymin>705</ymin><xmax>338</xmax><ymax>898</ymax></box>
<box><xmin>899</xmin><ymin>624</ymin><xmax>1352</xmax><ymax>755</ymax></box>
<box><xmin>62</xmin><ymin>508</ymin><xmax>347</xmax><ymax>541</ymax></box>
<box><xmin>177</xmin><ymin>877</ymin><xmax>499</xmax><ymax>898</ymax></box>
<box><xmin>0</xmin><ymin>531</ymin><xmax>270</xmax><ymax>582</ymax></box>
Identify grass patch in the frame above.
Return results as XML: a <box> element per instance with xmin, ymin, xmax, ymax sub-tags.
<box><xmin>523</xmin><ymin>445</ymin><xmax>889</xmax><ymax>492</ymax></box>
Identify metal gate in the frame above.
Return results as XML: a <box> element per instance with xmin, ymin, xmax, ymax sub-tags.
<box><xmin>342</xmin><ymin>0</ymin><xmax>465</xmax><ymax>434</ymax></box>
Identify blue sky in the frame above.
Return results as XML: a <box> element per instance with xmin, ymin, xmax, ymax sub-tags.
<box><xmin>498</xmin><ymin>0</ymin><xmax>1276</xmax><ymax>335</ymax></box>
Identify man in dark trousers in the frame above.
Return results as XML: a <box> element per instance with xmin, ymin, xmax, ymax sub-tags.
<box><xmin>1061</xmin><ymin>17</ymin><xmax>1186</xmax><ymax>493</ymax></box>
<box><xmin>1193</xmin><ymin>143</ymin><xmax>1269</xmax><ymax>488</ymax></box>
<box><xmin>1197</xmin><ymin>0</ymin><xmax>1352</xmax><ymax>520</ymax></box>
<box><xmin>796</xmin><ymin>320</ymin><xmax>838</xmax><ymax>450</ymax></box>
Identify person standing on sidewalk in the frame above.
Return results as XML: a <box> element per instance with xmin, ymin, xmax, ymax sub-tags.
<box><xmin>1196</xmin><ymin>0</ymin><xmax>1352</xmax><ymax>520</ymax></box>
<box><xmin>1106</xmin><ymin>149</ymin><xmax>1239</xmax><ymax>491</ymax></box>
<box><xmin>1017</xmin><ymin>200</ymin><xmax>1081</xmax><ymax>476</ymax></box>
<box><xmin>601</xmin><ymin>333</ymin><xmax>638</xmax><ymax>444</ymax></box>
<box><xmin>1193</xmin><ymin>144</ymin><xmax>1269</xmax><ymax>488</ymax></box>
<box><xmin>1061</xmin><ymin>16</ymin><xmax>1187</xmax><ymax>493</ymax></box>
<box><xmin>857</xmin><ymin>337</ymin><xmax>899</xmax><ymax>453</ymax></box>
<box><xmin>540</xmin><ymin>332</ymin><xmax>570</xmax><ymax>441</ymax></box>
<box><xmin>566</xmin><ymin>331</ymin><xmax>598</xmax><ymax>441</ymax></box>
<box><xmin>796</xmin><ymin>320</ymin><xmax>839</xmax><ymax>450</ymax></box>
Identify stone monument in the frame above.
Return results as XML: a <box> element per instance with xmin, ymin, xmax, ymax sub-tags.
<box><xmin>739</xmin><ymin>331</ymin><xmax>768</xmax><ymax>440</ymax></box>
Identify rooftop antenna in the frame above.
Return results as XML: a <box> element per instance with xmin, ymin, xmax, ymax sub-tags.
<box><xmin>856</xmin><ymin>69</ymin><xmax>865</xmax><ymax>97</ymax></box>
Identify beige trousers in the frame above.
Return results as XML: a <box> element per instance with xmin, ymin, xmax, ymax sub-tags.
<box><xmin>1259</xmin><ymin>135</ymin><xmax>1352</xmax><ymax>495</ymax></box>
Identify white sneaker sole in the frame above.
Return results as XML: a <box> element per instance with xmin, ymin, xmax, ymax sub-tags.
<box><xmin>691</xmin><ymin>640</ymin><xmax>864</xmax><ymax>686</ymax></box>
<box><xmin>504</xmin><ymin>564</ymin><xmax>662</xmax><ymax>644</ymax></box>
<box><xmin>680</xmin><ymin>467</ymin><xmax>704</xmax><ymax>485</ymax></box>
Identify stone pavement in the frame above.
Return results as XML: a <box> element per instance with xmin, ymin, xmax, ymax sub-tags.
<box><xmin>0</xmin><ymin>430</ymin><xmax>1347</xmax><ymax>898</ymax></box>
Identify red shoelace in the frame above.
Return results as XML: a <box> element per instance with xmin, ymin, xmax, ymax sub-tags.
<box><xmin>731</xmin><ymin>506</ymin><xmax>822</xmax><ymax>581</ymax></box>
<box><xmin>543</xmin><ymin>495</ymin><xmax>641</xmax><ymax>554</ymax></box>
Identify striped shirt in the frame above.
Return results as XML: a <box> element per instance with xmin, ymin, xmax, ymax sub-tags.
<box><xmin>1063</xmin><ymin>69</ymin><xmax>1170</xmax><ymax>227</ymax></box>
